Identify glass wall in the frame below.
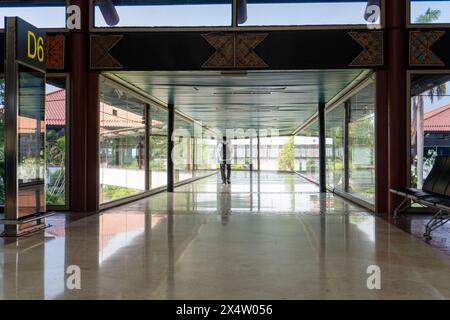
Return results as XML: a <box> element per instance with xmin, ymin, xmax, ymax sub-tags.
<box><xmin>174</xmin><ymin>115</ymin><xmax>194</xmax><ymax>183</ymax></box>
<box><xmin>239</xmin><ymin>0</ymin><xmax>380</xmax><ymax>26</ymax></box>
<box><xmin>99</xmin><ymin>78</ymin><xmax>221</xmax><ymax>204</ymax></box>
<box><xmin>46</xmin><ymin>78</ymin><xmax>67</xmax><ymax>207</ymax></box>
<box><xmin>348</xmin><ymin>82</ymin><xmax>375</xmax><ymax>203</ymax></box>
<box><xmin>231</xmin><ymin>138</ymin><xmax>253</xmax><ymax>170</ymax></box>
<box><xmin>410</xmin><ymin>74</ymin><xmax>450</xmax><ymax>188</ymax></box>
<box><xmin>194</xmin><ymin>124</ymin><xmax>217</xmax><ymax>177</ymax></box>
<box><xmin>259</xmin><ymin>136</ymin><xmax>294</xmax><ymax>171</ymax></box>
<box><xmin>325</xmin><ymin>104</ymin><xmax>345</xmax><ymax>190</ymax></box>
<box><xmin>99</xmin><ymin>81</ymin><xmax>147</xmax><ymax>204</ymax></box>
<box><xmin>296</xmin><ymin>121</ymin><xmax>320</xmax><ymax>182</ymax></box>
<box><xmin>17</xmin><ymin>69</ymin><xmax>46</xmax><ymax>218</ymax></box>
<box><xmin>0</xmin><ymin>1</ymin><xmax>66</xmax><ymax>28</ymax></box>
<box><xmin>410</xmin><ymin>1</ymin><xmax>450</xmax><ymax>24</ymax></box>
<box><xmin>94</xmin><ymin>0</ymin><xmax>233</xmax><ymax>27</ymax></box>
<box><xmin>149</xmin><ymin>104</ymin><xmax>168</xmax><ymax>190</ymax></box>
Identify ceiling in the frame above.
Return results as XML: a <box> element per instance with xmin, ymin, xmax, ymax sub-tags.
<box><xmin>109</xmin><ymin>70</ymin><xmax>367</xmax><ymax>135</ymax></box>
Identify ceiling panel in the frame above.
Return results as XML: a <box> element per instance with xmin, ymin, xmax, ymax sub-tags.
<box><xmin>109</xmin><ymin>70</ymin><xmax>366</xmax><ymax>135</ymax></box>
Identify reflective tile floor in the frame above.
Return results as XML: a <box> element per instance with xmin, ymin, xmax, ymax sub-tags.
<box><xmin>2</xmin><ymin>172</ymin><xmax>450</xmax><ymax>299</ymax></box>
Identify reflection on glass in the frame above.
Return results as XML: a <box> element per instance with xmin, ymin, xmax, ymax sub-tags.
<box><xmin>195</xmin><ymin>125</ymin><xmax>217</xmax><ymax>177</ymax></box>
<box><xmin>411</xmin><ymin>1</ymin><xmax>450</xmax><ymax>24</ymax></box>
<box><xmin>348</xmin><ymin>82</ymin><xmax>375</xmax><ymax>203</ymax></box>
<box><xmin>99</xmin><ymin>81</ymin><xmax>146</xmax><ymax>204</ymax></box>
<box><xmin>239</xmin><ymin>0</ymin><xmax>377</xmax><ymax>26</ymax></box>
<box><xmin>326</xmin><ymin>104</ymin><xmax>345</xmax><ymax>190</ymax></box>
<box><xmin>410</xmin><ymin>75</ymin><xmax>450</xmax><ymax>188</ymax></box>
<box><xmin>45</xmin><ymin>80</ymin><xmax>67</xmax><ymax>206</ymax></box>
<box><xmin>94</xmin><ymin>0</ymin><xmax>232</xmax><ymax>27</ymax></box>
<box><xmin>296</xmin><ymin>121</ymin><xmax>320</xmax><ymax>182</ymax></box>
<box><xmin>174</xmin><ymin>116</ymin><xmax>194</xmax><ymax>183</ymax></box>
<box><xmin>18</xmin><ymin>71</ymin><xmax>46</xmax><ymax>218</ymax></box>
<box><xmin>149</xmin><ymin>104</ymin><xmax>168</xmax><ymax>189</ymax></box>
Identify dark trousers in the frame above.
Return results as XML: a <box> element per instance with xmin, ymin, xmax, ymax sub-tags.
<box><xmin>220</xmin><ymin>163</ymin><xmax>231</xmax><ymax>182</ymax></box>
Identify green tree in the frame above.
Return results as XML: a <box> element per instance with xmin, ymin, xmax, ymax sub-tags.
<box><xmin>278</xmin><ymin>137</ymin><xmax>295</xmax><ymax>171</ymax></box>
<box><xmin>416</xmin><ymin>8</ymin><xmax>441</xmax><ymax>23</ymax></box>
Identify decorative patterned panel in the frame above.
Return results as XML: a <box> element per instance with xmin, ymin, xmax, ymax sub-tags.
<box><xmin>203</xmin><ymin>32</ymin><xmax>268</xmax><ymax>68</ymax></box>
<box><xmin>46</xmin><ymin>35</ymin><xmax>65</xmax><ymax>69</ymax></box>
<box><xmin>90</xmin><ymin>35</ymin><xmax>123</xmax><ymax>69</ymax></box>
<box><xmin>349</xmin><ymin>31</ymin><xmax>384</xmax><ymax>67</ymax></box>
<box><xmin>410</xmin><ymin>31</ymin><xmax>445</xmax><ymax>66</ymax></box>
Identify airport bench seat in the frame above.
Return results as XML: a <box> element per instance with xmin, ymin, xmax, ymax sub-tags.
<box><xmin>390</xmin><ymin>156</ymin><xmax>450</xmax><ymax>239</ymax></box>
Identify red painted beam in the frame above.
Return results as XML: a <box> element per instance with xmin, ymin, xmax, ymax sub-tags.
<box><xmin>69</xmin><ymin>0</ymin><xmax>100</xmax><ymax>212</ymax></box>
<box><xmin>386</xmin><ymin>0</ymin><xmax>408</xmax><ymax>214</ymax></box>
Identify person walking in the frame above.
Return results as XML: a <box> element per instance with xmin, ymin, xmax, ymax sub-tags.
<box><xmin>217</xmin><ymin>136</ymin><xmax>233</xmax><ymax>184</ymax></box>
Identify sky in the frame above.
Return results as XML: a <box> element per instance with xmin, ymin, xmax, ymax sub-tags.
<box><xmin>0</xmin><ymin>1</ymin><xmax>448</xmax><ymax>27</ymax></box>
<box><xmin>0</xmin><ymin>2</ymin><xmax>448</xmax><ymax>27</ymax></box>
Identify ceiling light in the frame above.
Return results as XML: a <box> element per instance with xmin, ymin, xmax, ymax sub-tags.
<box><xmin>220</xmin><ymin>71</ymin><xmax>248</xmax><ymax>78</ymax></box>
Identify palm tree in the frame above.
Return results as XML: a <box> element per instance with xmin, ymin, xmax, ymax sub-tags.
<box><xmin>411</xmin><ymin>8</ymin><xmax>444</xmax><ymax>188</ymax></box>
<box><xmin>412</xmin><ymin>83</ymin><xmax>446</xmax><ymax>188</ymax></box>
<box><xmin>416</xmin><ymin>8</ymin><xmax>441</xmax><ymax>23</ymax></box>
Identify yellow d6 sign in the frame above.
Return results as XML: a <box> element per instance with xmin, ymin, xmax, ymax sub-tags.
<box><xmin>27</xmin><ymin>31</ymin><xmax>45</xmax><ymax>63</ymax></box>
<box><xmin>15</xmin><ymin>17</ymin><xmax>46</xmax><ymax>70</ymax></box>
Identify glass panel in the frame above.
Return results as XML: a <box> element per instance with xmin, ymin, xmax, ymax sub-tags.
<box><xmin>149</xmin><ymin>104</ymin><xmax>168</xmax><ymax>189</ymax></box>
<box><xmin>0</xmin><ymin>78</ymin><xmax>4</xmax><ymax>207</ymax></box>
<box><xmin>18</xmin><ymin>70</ymin><xmax>46</xmax><ymax>218</ymax></box>
<box><xmin>231</xmin><ymin>138</ymin><xmax>252</xmax><ymax>170</ymax></box>
<box><xmin>326</xmin><ymin>104</ymin><xmax>345</xmax><ymax>190</ymax></box>
<box><xmin>296</xmin><ymin>120</ymin><xmax>320</xmax><ymax>182</ymax></box>
<box><xmin>174</xmin><ymin>115</ymin><xmax>194</xmax><ymax>183</ymax></box>
<box><xmin>410</xmin><ymin>74</ymin><xmax>450</xmax><ymax>188</ymax></box>
<box><xmin>410</xmin><ymin>1</ymin><xmax>450</xmax><ymax>24</ymax></box>
<box><xmin>238</xmin><ymin>0</ymin><xmax>380</xmax><ymax>26</ymax></box>
<box><xmin>94</xmin><ymin>0</ymin><xmax>232</xmax><ymax>27</ymax></box>
<box><xmin>0</xmin><ymin>1</ymin><xmax>66</xmax><ymax>28</ymax></box>
<box><xmin>194</xmin><ymin>124</ymin><xmax>217</xmax><ymax>177</ymax></box>
<box><xmin>99</xmin><ymin>81</ymin><xmax>147</xmax><ymax>204</ymax></box>
<box><xmin>348</xmin><ymin>82</ymin><xmax>375</xmax><ymax>203</ymax></box>
<box><xmin>259</xmin><ymin>136</ymin><xmax>294</xmax><ymax>171</ymax></box>
<box><xmin>45</xmin><ymin>78</ymin><xmax>66</xmax><ymax>206</ymax></box>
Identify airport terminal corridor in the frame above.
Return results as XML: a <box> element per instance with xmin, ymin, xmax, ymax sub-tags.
<box><xmin>1</xmin><ymin>172</ymin><xmax>450</xmax><ymax>300</ymax></box>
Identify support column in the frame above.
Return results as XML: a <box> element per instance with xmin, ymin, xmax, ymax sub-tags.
<box><xmin>167</xmin><ymin>104</ymin><xmax>175</xmax><ymax>192</ymax></box>
<box><xmin>344</xmin><ymin>101</ymin><xmax>350</xmax><ymax>192</ymax></box>
<box><xmin>69</xmin><ymin>0</ymin><xmax>100</xmax><ymax>212</ymax></box>
<box><xmin>257</xmin><ymin>135</ymin><xmax>261</xmax><ymax>171</ymax></box>
<box><xmin>250</xmin><ymin>137</ymin><xmax>253</xmax><ymax>172</ymax></box>
<box><xmin>386</xmin><ymin>0</ymin><xmax>407</xmax><ymax>214</ymax></box>
<box><xmin>319</xmin><ymin>102</ymin><xmax>326</xmax><ymax>193</ymax></box>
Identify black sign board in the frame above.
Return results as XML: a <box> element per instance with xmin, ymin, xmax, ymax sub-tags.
<box><xmin>14</xmin><ymin>17</ymin><xmax>46</xmax><ymax>71</ymax></box>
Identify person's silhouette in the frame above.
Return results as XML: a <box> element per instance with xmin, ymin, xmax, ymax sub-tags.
<box><xmin>218</xmin><ymin>136</ymin><xmax>232</xmax><ymax>184</ymax></box>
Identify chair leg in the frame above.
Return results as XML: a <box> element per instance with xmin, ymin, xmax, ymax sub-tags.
<box><xmin>424</xmin><ymin>210</ymin><xmax>450</xmax><ymax>240</ymax></box>
<box><xmin>394</xmin><ymin>197</ymin><xmax>411</xmax><ymax>219</ymax></box>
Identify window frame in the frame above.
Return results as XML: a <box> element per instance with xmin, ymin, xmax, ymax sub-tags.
<box><xmin>407</xmin><ymin>0</ymin><xmax>450</xmax><ymax>28</ymax></box>
<box><xmin>46</xmin><ymin>73</ymin><xmax>70</xmax><ymax>211</ymax></box>
<box><xmin>0</xmin><ymin>0</ymin><xmax>69</xmax><ymax>31</ymax></box>
<box><xmin>89</xmin><ymin>0</ymin><xmax>386</xmax><ymax>32</ymax></box>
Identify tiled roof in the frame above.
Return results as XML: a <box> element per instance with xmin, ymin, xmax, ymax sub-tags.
<box><xmin>46</xmin><ymin>89</ymin><xmax>66</xmax><ymax>126</ymax></box>
<box><xmin>45</xmin><ymin>89</ymin><xmax>163</xmax><ymax>131</ymax></box>
<box><xmin>424</xmin><ymin>104</ymin><xmax>450</xmax><ymax>132</ymax></box>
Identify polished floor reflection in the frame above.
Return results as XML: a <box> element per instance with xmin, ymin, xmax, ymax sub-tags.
<box><xmin>2</xmin><ymin>172</ymin><xmax>450</xmax><ymax>299</ymax></box>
